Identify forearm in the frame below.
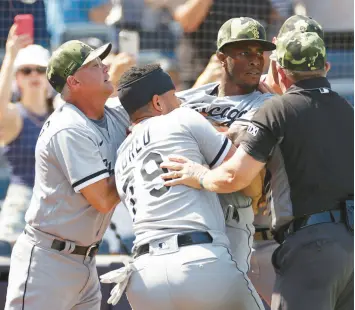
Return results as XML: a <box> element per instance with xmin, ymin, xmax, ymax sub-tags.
<box><xmin>201</xmin><ymin>163</ymin><xmax>249</xmax><ymax>193</ymax></box>
<box><xmin>173</xmin><ymin>0</ymin><xmax>213</xmax><ymax>32</ymax></box>
<box><xmin>82</xmin><ymin>176</ymin><xmax>121</xmax><ymax>214</ymax></box>
<box><xmin>0</xmin><ymin>54</ymin><xmax>16</xmax><ymax>120</ymax></box>
<box><xmin>103</xmin><ymin>176</ymin><xmax>121</xmax><ymax>213</ymax></box>
<box><xmin>89</xmin><ymin>2</ymin><xmax>112</xmax><ymax>23</ymax></box>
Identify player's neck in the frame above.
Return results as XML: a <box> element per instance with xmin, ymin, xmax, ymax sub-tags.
<box><xmin>218</xmin><ymin>80</ymin><xmax>255</xmax><ymax>97</ymax></box>
<box><xmin>70</xmin><ymin>94</ymin><xmax>107</xmax><ymax>120</ymax></box>
<box><xmin>131</xmin><ymin>114</ymin><xmax>152</xmax><ymax>127</ymax></box>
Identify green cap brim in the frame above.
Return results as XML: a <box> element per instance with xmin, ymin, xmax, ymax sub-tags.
<box><xmin>82</xmin><ymin>43</ymin><xmax>112</xmax><ymax>66</ymax></box>
<box><xmin>220</xmin><ymin>39</ymin><xmax>276</xmax><ymax>51</ymax></box>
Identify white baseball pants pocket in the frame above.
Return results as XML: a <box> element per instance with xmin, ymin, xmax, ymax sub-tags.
<box><xmin>126</xmin><ymin>243</ymin><xmax>265</xmax><ymax>310</ymax></box>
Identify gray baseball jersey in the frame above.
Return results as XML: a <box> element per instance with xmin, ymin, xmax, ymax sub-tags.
<box><xmin>114</xmin><ymin>107</ymin><xmax>232</xmax><ymax>247</ymax></box>
<box><xmin>177</xmin><ymin>82</ymin><xmax>273</xmax><ymax>227</ymax></box>
<box><xmin>177</xmin><ymin>82</ymin><xmax>274</xmax><ymax>125</ymax></box>
<box><xmin>25</xmin><ymin>102</ymin><xmax>130</xmax><ymax>246</ymax></box>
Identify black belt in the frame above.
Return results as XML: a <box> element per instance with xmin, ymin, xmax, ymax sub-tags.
<box><xmin>23</xmin><ymin>229</ymin><xmax>100</xmax><ymax>258</ymax></box>
<box><xmin>135</xmin><ymin>231</ymin><xmax>213</xmax><ymax>258</ymax></box>
<box><xmin>51</xmin><ymin>239</ymin><xmax>100</xmax><ymax>258</ymax></box>
<box><xmin>254</xmin><ymin>227</ymin><xmax>274</xmax><ymax>241</ymax></box>
<box><xmin>275</xmin><ymin>209</ymin><xmax>345</xmax><ymax>244</ymax></box>
<box><xmin>290</xmin><ymin>209</ymin><xmax>344</xmax><ymax>233</ymax></box>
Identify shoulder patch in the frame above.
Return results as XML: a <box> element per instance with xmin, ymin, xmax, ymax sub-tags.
<box><xmin>247</xmin><ymin>124</ymin><xmax>259</xmax><ymax>136</ymax></box>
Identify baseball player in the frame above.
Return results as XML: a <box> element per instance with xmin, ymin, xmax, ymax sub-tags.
<box><xmin>176</xmin><ymin>17</ymin><xmax>276</xmax><ymax>275</ymax></box>
<box><xmin>101</xmin><ymin>64</ymin><xmax>265</xmax><ymax>310</ymax></box>
<box><xmin>5</xmin><ymin>40</ymin><xmax>129</xmax><ymax>309</ymax></box>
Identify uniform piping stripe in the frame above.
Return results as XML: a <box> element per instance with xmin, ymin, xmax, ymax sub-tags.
<box><xmin>246</xmin><ymin>224</ymin><xmax>253</xmax><ymax>271</ymax></box>
<box><xmin>226</xmin><ymin>247</ymin><xmax>262</xmax><ymax>310</ymax></box>
<box><xmin>72</xmin><ymin>169</ymin><xmax>108</xmax><ymax>189</ymax></box>
<box><xmin>210</xmin><ymin>137</ymin><xmax>229</xmax><ymax>168</ymax></box>
<box><xmin>22</xmin><ymin>244</ymin><xmax>35</xmax><ymax>310</ymax></box>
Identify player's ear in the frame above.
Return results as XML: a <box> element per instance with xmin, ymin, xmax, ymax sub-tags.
<box><xmin>216</xmin><ymin>51</ymin><xmax>226</xmax><ymax>67</ymax></box>
<box><xmin>276</xmin><ymin>65</ymin><xmax>289</xmax><ymax>88</ymax></box>
<box><xmin>325</xmin><ymin>61</ymin><xmax>331</xmax><ymax>74</ymax></box>
<box><xmin>151</xmin><ymin>94</ymin><xmax>162</xmax><ymax>113</ymax></box>
<box><xmin>66</xmin><ymin>75</ymin><xmax>79</xmax><ymax>89</ymax></box>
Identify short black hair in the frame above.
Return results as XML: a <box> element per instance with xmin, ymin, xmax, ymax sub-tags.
<box><xmin>119</xmin><ymin>64</ymin><xmax>161</xmax><ymax>87</ymax></box>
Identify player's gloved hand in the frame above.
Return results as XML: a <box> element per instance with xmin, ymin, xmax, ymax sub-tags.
<box><xmin>160</xmin><ymin>155</ymin><xmax>209</xmax><ymax>189</ymax></box>
<box><xmin>100</xmin><ymin>256</ymin><xmax>134</xmax><ymax>305</ymax></box>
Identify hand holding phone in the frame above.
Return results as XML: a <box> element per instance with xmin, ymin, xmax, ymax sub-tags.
<box><xmin>5</xmin><ymin>15</ymin><xmax>34</xmax><ymax>56</ymax></box>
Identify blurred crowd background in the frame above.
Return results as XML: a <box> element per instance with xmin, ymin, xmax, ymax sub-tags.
<box><xmin>0</xmin><ymin>0</ymin><xmax>353</xmax><ymax>257</ymax></box>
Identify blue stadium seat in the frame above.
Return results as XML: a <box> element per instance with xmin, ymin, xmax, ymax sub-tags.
<box><xmin>98</xmin><ymin>239</ymin><xmax>110</xmax><ymax>255</ymax></box>
<box><xmin>0</xmin><ymin>240</ymin><xmax>12</xmax><ymax>257</ymax></box>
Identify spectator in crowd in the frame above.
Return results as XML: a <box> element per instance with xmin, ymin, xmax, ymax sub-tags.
<box><xmin>0</xmin><ymin>25</ymin><xmax>51</xmax><ymax>245</ymax></box>
<box><xmin>0</xmin><ymin>0</ymin><xmax>50</xmax><ymax>49</ymax></box>
<box><xmin>153</xmin><ymin>0</ymin><xmax>275</xmax><ymax>89</ymax></box>
<box><xmin>44</xmin><ymin>0</ymin><xmax>112</xmax><ymax>48</ymax></box>
<box><xmin>114</xmin><ymin>0</ymin><xmax>179</xmax><ymax>59</ymax></box>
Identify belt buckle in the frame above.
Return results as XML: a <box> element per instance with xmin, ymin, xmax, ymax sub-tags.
<box><xmin>86</xmin><ymin>243</ymin><xmax>99</xmax><ymax>258</ymax></box>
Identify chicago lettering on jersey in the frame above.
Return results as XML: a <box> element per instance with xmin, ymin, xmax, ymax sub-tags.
<box><xmin>121</xmin><ymin>128</ymin><xmax>150</xmax><ymax>170</ymax></box>
<box><xmin>196</xmin><ymin>106</ymin><xmax>248</xmax><ymax>126</ymax></box>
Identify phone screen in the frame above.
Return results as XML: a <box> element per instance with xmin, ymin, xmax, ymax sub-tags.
<box><xmin>119</xmin><ymin>30</ymin><xmax>140</xmax><ymax>58</ymax></box>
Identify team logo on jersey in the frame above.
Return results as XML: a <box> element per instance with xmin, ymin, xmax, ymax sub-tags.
<box><xmin>247</xmin><ymin>124</ymin><xmax>259</xmax><ymax>136</ymax></box>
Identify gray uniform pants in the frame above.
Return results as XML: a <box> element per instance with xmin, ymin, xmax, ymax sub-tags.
<box><xmin>225</xmin><ymin>206</ymin><xmax>255</xmax><ymax>273</ymax></box>
<box><xmin>271</xmin><ymin>222</ymin><xmax>354</xmax><ymax>310</ymax></box>
<box><xmin>5</xmin><ymin>226</ymin><xmax>101</xmax><ymax>310</ymax></box>
<box><xmin>126</xmin><ymin>233</ymin><xmax>265</xmax><ymax>310</ymax></box>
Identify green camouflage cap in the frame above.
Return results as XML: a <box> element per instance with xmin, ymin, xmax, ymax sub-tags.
<box><xmin>217</xmin><ymin>17</ymin><xmax>276</xmax><ymax>51</ymax></box>
<box><xmin>277</xmin><ymin>15</ymin><xmax>324</xmax><ymax>40</ymax></box>
<box><xmin>47</xmin><ymin>40</ymin><xmax>112</xmax><ymax>93</ymax></box>
<box><xmin>270</xmin><ymin>15</ymin><xmax>324</xmax><ymax>61</ymax></box>
<box><xmin>276</xmin><ymin>31</ymin><xmax>326</xmax><ymax>71</ymax></box>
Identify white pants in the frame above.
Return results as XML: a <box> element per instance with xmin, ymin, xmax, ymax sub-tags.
<box><xmin>5</xmin><ymin>226</ymin><xmax>101</xmax><ymax>310</ymax></box>
<box><xmin>225</xmin><ymin>206</ymin><xmax>255</xmax><ymax>274</ymax></box>
<box><xmin>0</xmin><ymin>184</ymin><xmax>32</xmax><ymax>244</ymax></box>
<box><xmin>126</xmin><ymin>233</ymin><xmax>264</xmax><ymax>310</ymax></box>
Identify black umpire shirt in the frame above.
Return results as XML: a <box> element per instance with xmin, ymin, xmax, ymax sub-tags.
<box><xmin>241</xmin><ymin>77</ymin><xmax>354</xmax><ymax>230</ymax></box>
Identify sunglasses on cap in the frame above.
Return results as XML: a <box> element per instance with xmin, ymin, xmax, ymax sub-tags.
<box><xmin>19</xmin><ymin>67</ymin><xmax>47</xmax><ymax>75</ymax></box>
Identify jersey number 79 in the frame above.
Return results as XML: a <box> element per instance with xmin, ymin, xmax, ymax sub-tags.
<box><xmin>122</xmin><ymin>152</ymin><xmax>170</xmax><ymax>221</ymax></box>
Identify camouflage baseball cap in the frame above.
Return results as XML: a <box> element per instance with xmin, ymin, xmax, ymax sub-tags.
<box><xmin>277</xmin><ymin>15</ymin><xmax>324</xmax><ymax>40</ymax></box>
<box><xmin>217</xmin><ymin>17</ymin><xmax>276</xmax><ymax>51</ymax></box>
<box><xmin>276</xmin><ymin>32</ymin><xmax>326</xmax><ymax>71</ymax></box>
<box><xmin>47</xmin><ymin>40</ymin><xmax>112</xmax><ymax>93</ymax></box>
<box><xmin>270</xmin><ymin>15</ymin><xmax>324</xmax><ymax>61</ymax></box>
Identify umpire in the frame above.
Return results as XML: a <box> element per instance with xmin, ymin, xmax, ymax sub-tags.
<box><xmin>161</xmin><ymin>31</ymin><xmax>354</xmax><ymax>310</ymax></box>
<box><xmin>265</xmin><ymin>32</ymin><xmax>354</xmax><ymax>310</ymax></box>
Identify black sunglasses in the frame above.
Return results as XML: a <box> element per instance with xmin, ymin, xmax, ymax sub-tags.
<box><xmin>19</xmin><ymin>67</ymin><xmax>47</xmax><ymax>75</ymax></box>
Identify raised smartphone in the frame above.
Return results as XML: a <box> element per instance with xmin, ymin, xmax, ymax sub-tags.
<box><xmin>119</xmin><ymin>30</ymin><xmax>140</xmax><ymax>58</ymax></box>
<box><xmin>14</xmin><ymin>14</ymin><xmax>34</xmax><ymax>39</ymax></box>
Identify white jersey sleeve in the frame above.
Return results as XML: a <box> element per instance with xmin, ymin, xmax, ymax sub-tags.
<box><xmin>51</xmin><ymin>129</ymin><xmax>110</xmax><ymax>193</ymax></box>
<box><xmin>178</xmin><ymin>108</ymin><xmax>232</xmax><ymax>168</ymax></box>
